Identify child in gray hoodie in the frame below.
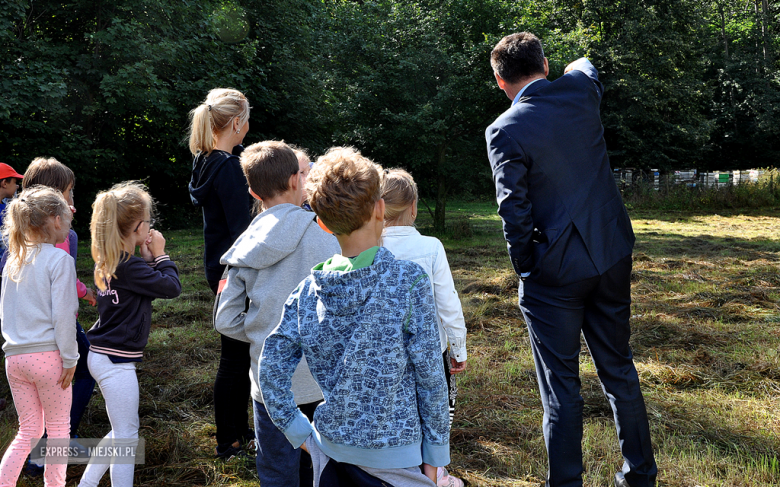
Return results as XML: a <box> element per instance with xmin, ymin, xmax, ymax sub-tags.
<box><xmin>214</xmin><ymin>141</ymin><xmax>339</xmax><ymax>487</ymax></box>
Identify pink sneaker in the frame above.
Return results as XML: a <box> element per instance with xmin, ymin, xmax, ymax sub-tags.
<box><xmin>437</xmin><ymin>467</ymin><xmax>464</xmax><ymax>487</ymax></box>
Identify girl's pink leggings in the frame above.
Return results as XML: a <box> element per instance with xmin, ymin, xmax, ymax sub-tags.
<box><xmin>0</xmin><ymin>351</ymin><xmax>72</xmax><ymax>487</ymax></box>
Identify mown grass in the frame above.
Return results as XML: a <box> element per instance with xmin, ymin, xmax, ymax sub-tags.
<box><xmin>1</xmin><ymin>203</ymin><xmax>779</xmax><ymax>486</ymax></box>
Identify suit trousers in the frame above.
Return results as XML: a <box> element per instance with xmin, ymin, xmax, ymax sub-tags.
<box><xmin>519</xmin><ymin>255</ymin><xmax>657</xmax><ymax>487</ymax></box>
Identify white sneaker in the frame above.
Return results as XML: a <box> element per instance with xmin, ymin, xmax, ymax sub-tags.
<box><xmin>437</xmin><ymin>467</ymin><xmax>464</xmax><ymax>487</ymax></box>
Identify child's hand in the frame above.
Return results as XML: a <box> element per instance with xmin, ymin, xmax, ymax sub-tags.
<box><xmin>422</xmin><ymin>463</ymin><xmax>437</xmax><ymax>483</ymax></box>
<box><xmin>58</xmin><ymin>366</ymin><xmax>76</xmax><ymax>390</ymax></box>
<box><xmin>83</xmin><ymin>288</ymin><xmax>97</xmax><ymax>307</ymax></box>
<box><xmin>139</xmin><ymin>236</ymin><xmax>154</xmax><ymax>262</ymax></box>
<box><xmin>147</xmin><ymin>230</ymin><xmax>166</xmax><ymax>258</ymax></box>
<box><xmin>299</xmin><ymin>435</ymin><xmax>311</xmax><ymax>454</ymax></box>
<box><xmin>450</xmin><ymin>358</ymin><xmax>467</xmax><ymax>374</ymax></box>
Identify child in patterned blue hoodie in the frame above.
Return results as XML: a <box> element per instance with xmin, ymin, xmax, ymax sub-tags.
<box><xmin>258</xmin><ymin>147</ymin><xmax>450</xmax><ymax>486</ymax></box>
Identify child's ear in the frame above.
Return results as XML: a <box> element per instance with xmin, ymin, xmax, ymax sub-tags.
<box><xmin>375</xmin><ymin>198</ymin><xmax>385</xmax><ymax>220</ymax></box>
<box><xmin>249</xmin><ymin>188</ymin><xmax>262</xmax><ymax>201</ymax></box>
<box><xmin>289</xmin><ymin>172</ymin><xmax>300</xmax><ymax>192</ymax></box>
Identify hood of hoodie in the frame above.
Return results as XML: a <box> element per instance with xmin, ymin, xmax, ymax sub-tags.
<box><xmin>309</xmin><ymin>246</ymin><xmax>395</xmax><ymax>316</ymax></box>
<box><xmin>221</xmin><ymin>204</ymin><xmax>320</xmax><ymax>270</ymax></box>
<box><xmin>188</xmin><ymin>149</ymin><xmax>237</xmax><ymax>208</ymax></box>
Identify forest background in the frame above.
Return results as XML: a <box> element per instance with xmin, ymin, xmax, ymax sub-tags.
<box><xmin>0</xmin><ymin>0</ymin><xmax>778</xmax><ymax>231</ymax></box>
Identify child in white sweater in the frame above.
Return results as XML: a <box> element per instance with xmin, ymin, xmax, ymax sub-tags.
<box><xmin>381</xmin><ymin>169</ymin><xmax>467</xmax><ymax>487</ymax></box>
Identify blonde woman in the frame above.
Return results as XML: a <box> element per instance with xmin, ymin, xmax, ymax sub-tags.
<box><xmin>187</xmin><ymin>88</ymin><xmax>255</xmax><ymax>459</ymax></box>
<box><xmin>79</xmin><ymin>182</ymin><xmax>181</xmax><ymax>487</ymax></box>
<box><xmin>188</xmin><ymin>88</ymin><xmax>253</xmax><ymax>292</ymax></box>
<box><xmin>381</xmin><ymin>169</ymin><xmax>467</xmax><ymax>487</ymax></box>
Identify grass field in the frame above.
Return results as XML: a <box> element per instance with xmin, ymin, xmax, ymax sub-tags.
<box><xmin>1</xmin><ymin>201</ymin><xmax>779</xmax><ymax>486</ymax></box>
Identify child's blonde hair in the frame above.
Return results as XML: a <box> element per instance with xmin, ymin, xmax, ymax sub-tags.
<box><xmin>381</xmin><ymin>168</ymin><xmax>418</xmax><ymax>225</ymax></box>
<box><xmin>2</xmin><ymin>186</ymin><xmax>71</xmax><ymax>281</ymax></box>
<box><xmin>90</xmin><ymin>181</ymin><xmax>153</xmax><ymax>290</ymax></box>
<box><xmin>306</xmin><ymin>147</ymin><xmax>383</xmax><ymax>236</ymax></box>
<box><xmin>188</xmin><ymin>88</ymin><xmax>250</xmax><ymax>155</ymax></box>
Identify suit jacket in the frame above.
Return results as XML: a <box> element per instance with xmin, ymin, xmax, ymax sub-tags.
<box><xmin>486</xmin><ymin>59</ymin><xmax>635</xmax><ymax>286</ymax></box>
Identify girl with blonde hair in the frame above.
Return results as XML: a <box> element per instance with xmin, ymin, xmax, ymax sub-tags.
<box><xmin>381</xmin><ymin>169</ymin><xmax>467</xmax><ymax>487</ymax></box>
<box><xmin>187</xmin><ymin>88</ymin><xmax>255</xmax><ymax>459</ymax></box>
<box><xmin>78</xmin><ymin>182</ymin><xmax>181</xmax><ymax>487</ymax></box>
<box><xmin>0</xmin><ymin>186</ymin><xmax>77</xmax><ymax>487</ymax></box>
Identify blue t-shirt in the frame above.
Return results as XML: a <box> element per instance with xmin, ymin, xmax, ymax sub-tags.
<box><xmin>0</xmin><ymin>199</ymin><xmax>7</xmax><ymax>264</ymax></box>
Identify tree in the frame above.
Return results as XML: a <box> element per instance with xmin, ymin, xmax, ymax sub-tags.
<box><xmin>317</xmin><ymin>0</ymin><xmax>559</xmax><ymax>232</ymax></box>
<box><xmin>578</xmin><ymin>0</ymin><xmax>714</xmax><ymax>171</ymax></box>
<box><xmin>0</xmin><ymin>0</ymin><xmax>324</xmax><ymax>229</ymax></box>
<box><xmin>704</xmin><ymin>0</ymin><xmax>780</xmax><ymax>168</ymax></box>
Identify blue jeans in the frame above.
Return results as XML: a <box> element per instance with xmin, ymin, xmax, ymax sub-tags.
<box><xmin>520</xmin><ymin>256</ymin><xmax>656</xmax><ymax>487</ymax></box>
<box><xmin>253</xmin><ymin>400</ymin><xmax>319</xmax><ymax>487</ymax></box>
<box><xmin>71</xmin><ymin>321</ymin><xmax>96</xmax><ymax>436</ymax></box>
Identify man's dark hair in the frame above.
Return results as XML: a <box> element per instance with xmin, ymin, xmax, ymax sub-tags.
<box><xmin>491</xmin><ymin>32</ymin><xmax>545</xmax><ymax>84</ymax></box>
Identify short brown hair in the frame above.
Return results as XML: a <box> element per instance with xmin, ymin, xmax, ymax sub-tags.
<box><xmin>306</xmin><ymin>147</ymin><xmax>383</xmax><ymax>236</ymax></box>
<box><xmin>240</xmin><ymin>141</ymin><xmax>299</xmax><ymax>200</ymax></box>
<box><xmin>22</xmin><ymin>157</ymin><xmax>75</xmax><ymax>193</ymax></box>
<box><xmin>491</xmin><ymin>32</ymin><xmax>545</xmax><ymax>84</ymax></box>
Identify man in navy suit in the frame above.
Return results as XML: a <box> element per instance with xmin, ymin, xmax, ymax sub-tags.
<box><xmin>485</xmin><ymin>33</ymin><xmax>657</xmax><ymax>487</ymax></box>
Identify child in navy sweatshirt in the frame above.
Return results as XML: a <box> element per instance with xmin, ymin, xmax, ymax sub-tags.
<box><xmin>78</xmin><ymin>182</ymin><xmax>181</xmax><ymax>487</ymax></box>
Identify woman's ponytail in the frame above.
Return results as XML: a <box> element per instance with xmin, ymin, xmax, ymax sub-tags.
<box><xmin>187</xmin><ymin>88</ymin><xmax>249</xmax><ymax>156</ymax></box>
<box><xmin>188</xmin><ymin>104</ymin><xmax>215</xmax><ymax>156</ymax></box>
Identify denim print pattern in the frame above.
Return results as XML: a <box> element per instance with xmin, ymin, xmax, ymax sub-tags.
<box><xmin>259</xmin><ymin>247</ymin><xmax>449</xmax><ymax>454</ymax></box>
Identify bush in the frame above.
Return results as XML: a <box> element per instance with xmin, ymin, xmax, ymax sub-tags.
<box><xmin>621</xmin><ymin>168</ymin><xmax>780</xmax><ymax>211</ymax></box>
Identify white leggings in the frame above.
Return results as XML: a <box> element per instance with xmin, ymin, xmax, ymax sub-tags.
<box><xmin>78</xmin><ymin>352</ymin><xmax>139</xmax><ymax>487</ymax></box>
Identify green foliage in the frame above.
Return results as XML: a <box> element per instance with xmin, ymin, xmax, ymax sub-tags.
<box><xmin>622</xmin><ymin>169</ymin><xmax>780</xmax><ymax>211</ymax></box>
<box><xmin>578</xmin><ymin>0</ymin><xmax>714</xmax><ymax>170</ymax></box>
<box><xmin>0</xmin><ymin>0</ymin><xmax>778</xmax><ymax>227</ymax></box>
<box><xmin>0</xmin><ymin>0</ymin><xmax>322</xmax><ymax>230</ymax></box>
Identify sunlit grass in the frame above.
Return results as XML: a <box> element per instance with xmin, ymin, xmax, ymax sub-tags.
<box><xmin>0</xmin><ymin>204</ymin><xmax>778</xmax><ymax>485</ymax></box>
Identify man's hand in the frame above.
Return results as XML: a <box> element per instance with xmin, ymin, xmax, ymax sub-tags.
<box><xmin>58</xmin><ymin>366</ymin><xmax>76</xmax><ymax>390</ymax></box>
<box><xmin>450</xmin><ymin>358</ymin><xmax>467</xmax><ymax>374</ymax></box>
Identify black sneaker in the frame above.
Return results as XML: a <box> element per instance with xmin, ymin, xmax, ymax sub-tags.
<box><xmin>240</xmin><ymin>429</ymin><xmax>257</xmax><ymax>453</ymax></box>
<box><xmin>215</xmin><ymin>443</ymin><xmax>246</xmax><ymax>461</ymax></box>
<box><xmin>23</xmin><ymin>459</ymin><xmax>44</xmax><ymax>477</ymax></box>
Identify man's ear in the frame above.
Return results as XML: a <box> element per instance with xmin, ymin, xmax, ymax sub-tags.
<box><xmin>494</xmin><ymin>71</ymin><xmax>508</xmax><ymax>90</ymax></box>
<box><xmin>543</xmin><ymin>57</ymin><xmax>549</xmax><ymax>77</ymax></box>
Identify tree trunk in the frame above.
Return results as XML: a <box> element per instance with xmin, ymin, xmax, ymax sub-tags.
<box><xmin>760</xmin><ymin>0</ymin><xmax>771</xmax><ymax>62</ymax></box>
<box><xmin>719</xmin><ymin>3</ymin><xmax>729</xmax><ymax>60</ymax></box>
<box><xmin>433</xmin><ymin>143</ymin><xmax>448</xmax><ymax>234</ymax></box>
